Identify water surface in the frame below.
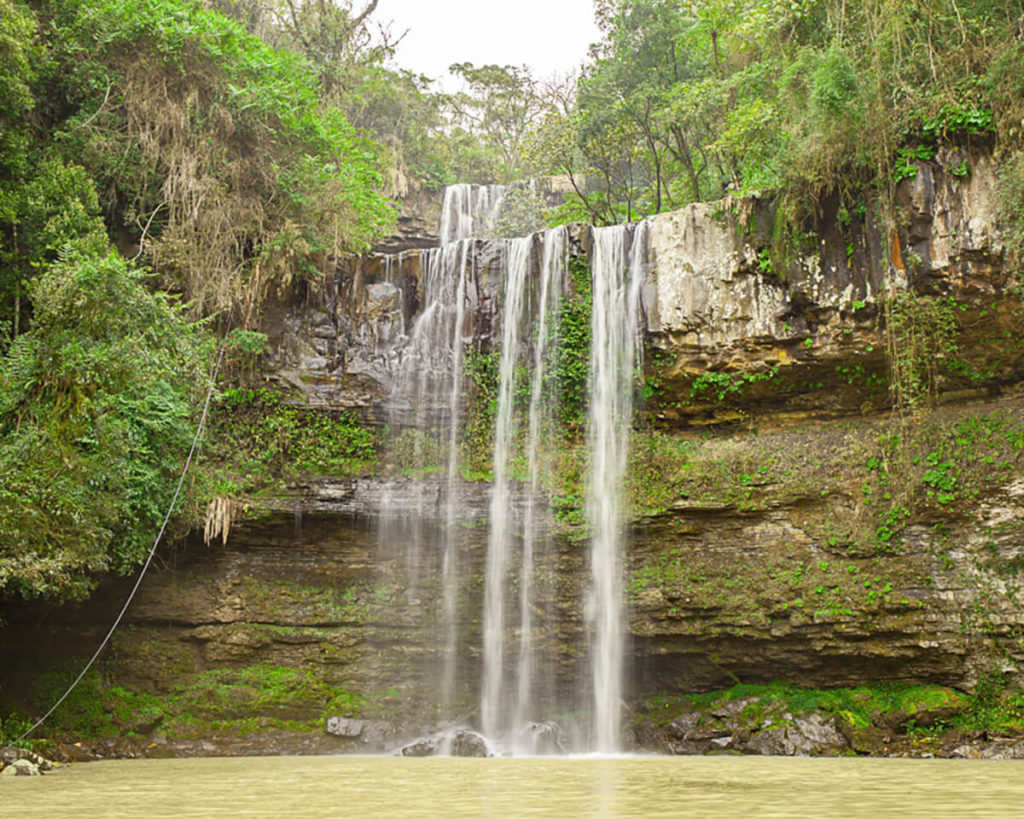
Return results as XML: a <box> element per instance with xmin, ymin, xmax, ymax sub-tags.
<box><xmin>3</xmin><ymin>755</ymin><xmax>1021</xmax><ymax>818</ymax></box>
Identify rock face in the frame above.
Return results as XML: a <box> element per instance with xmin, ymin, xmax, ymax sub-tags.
<box><xmin>260</xmin><ymin>224</ymin><xmax>592</xmax><ymax>418</ymax></box>
<box><xmin>3</xmin><ymin>150</ymin><xmax>1024</xmax><ymax>757</ymax></box>
<box><xmin>373</xmin><ymin>177</ymin><xmax>444</xmax><ymax>254</ymax></box>
<box><xmin>261</xmin><ymin>150</ymin><xmax>1020</xmax><ymax>424</ymax></box>
<box><xmin>643</xmin><ymin>147</ymin><xmax>1018</xmax><ymax>426</ymax></box>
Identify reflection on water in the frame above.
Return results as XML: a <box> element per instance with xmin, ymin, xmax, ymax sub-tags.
<box><xmin>3</xmin><ymin>754</ymin><xmax>1022</xmax><ymax>818</ymax></box>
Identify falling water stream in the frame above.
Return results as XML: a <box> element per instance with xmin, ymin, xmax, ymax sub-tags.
<box><xmin>383</xmin><ymin>184</ymin><xmax>648</xmax><ymax>754</ymax></box>
<box><xmin>586</xmin><ymin>223</ymin><xmax>647</xmax><ymax>752</ymax></box>
<box><xmin>480</xmin><ymin>236</ymin><xmax>532</xmax><ymax>742</ymax></box>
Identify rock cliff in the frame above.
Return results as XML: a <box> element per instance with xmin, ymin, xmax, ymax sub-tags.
<box><xmin>4</xmin><ymin>149</ymin><xmax>1024</xmax><ymax>757</ymax></box>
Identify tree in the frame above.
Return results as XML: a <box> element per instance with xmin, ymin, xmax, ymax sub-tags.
<box><xmin>447</xmin><ymin>62</ymin><xmax>545</xmax><ymax>183</ymax></box>
<box><xmin>0</xmin><ymin>0</ymin><xmax>39</xmax><ymax>342</ymax></box>
<box><xmin>0</xmin><ymin>248</ymin><xmax>213</xmax><ymax>601</ymax></box>
<box><xmin>29</xmin><ymin>0</ymin><xmax>394</xmax><ymax>325</ymax></box>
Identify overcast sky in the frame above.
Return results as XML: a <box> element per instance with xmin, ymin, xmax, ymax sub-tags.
<box><xmin>372</xmin><ymin>0</ymin><xmax>603</xmax><ymax>86</ymax></box>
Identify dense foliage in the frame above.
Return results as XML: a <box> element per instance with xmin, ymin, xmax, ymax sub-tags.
<box><xmin>534</xmin><ymin>0</ymin><xmax>1022</xmax><ymax>225</ymax></box>
<box><xmin>2</xmin><ymin>0</ymin><xmax>1022</xmax><ymax>595</ymax></box>
<box><xmin>0</xmin><ymin>0</ymin><xmax>399</xmax><ymax>600</ymax></box>
<box><xmin>0</xmin><ymin>0</ymin><xmax>395</xmax><ymax>334</ymax></box>
<box><xmin>0</xmin><ymin>251</ymin><xmax>212</xmax><ymax>599</ymax></box>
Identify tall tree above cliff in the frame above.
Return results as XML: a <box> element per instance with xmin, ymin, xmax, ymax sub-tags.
<box><xmin>447</xmin><ymin>62</ymin><xmax>546</xmax><ymax>184</ymax></box>
<box><xmin>561</xmin><ymin>0</ymin><xmax>1021</xmax><ymax>224</ymax></box>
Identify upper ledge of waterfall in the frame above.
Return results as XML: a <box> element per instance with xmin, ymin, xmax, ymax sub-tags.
<box><xmin>259</xmin><ymin>147</ymin><xmax>1012</xmax><ymax>419</ymax></box>
<box><xmin>370</xmin><ymin>175</ymin><xmax>581</xmax><ymax>254</ymax></box>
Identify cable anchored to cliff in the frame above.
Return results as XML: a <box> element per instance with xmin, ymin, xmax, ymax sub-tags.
<box><xmin>13</xmin><ymin>336</ymin><xmax>229</xmax><ymax>746</ymax></box>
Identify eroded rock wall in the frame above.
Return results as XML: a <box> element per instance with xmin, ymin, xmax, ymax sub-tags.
<box><xmin>4</xmin><ymin>150</ymin><xmax>1024</xmax><ymax>755</ymax></box>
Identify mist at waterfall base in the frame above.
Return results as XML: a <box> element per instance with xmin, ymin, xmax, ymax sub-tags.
<box><xmin>375</xmin><ymin>184</ymin><xmax>648</xmax><ymax>756</ymax></box>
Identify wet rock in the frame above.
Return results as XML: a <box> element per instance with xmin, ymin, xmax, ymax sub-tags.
<box><xmin>398</xmin><ymin>737</ymin><xmax>438</xmax><ymax>757</ymax></box>
<box><xmin>396</xmin><ymin>729</ymin><xmax>490</xmax><ymax>758</ymax></box>
<box><xmin>836</xmin><ymin>718</ymin><xmax>884</xmax><ymax>754</ymax></box>
<box><xmin>1</xmin><ymin>746</ymin><xmax>52</xmax><ymax>772</ymax></box>
<box><xmin>1</xmin><ymin>759</ymin><xmax>40</xmax><ymax>776</ymax></box>
<box><xmin>968</xmin><ymin>740</ymin><xmax>1024</xmax><ymax>760</ymax></box>
<box><xmin>325</xmin><ymin>716</ymin><xmax>364</xmax><ymax>738</ymax></box>
<box><xmin>449</xmin><ymin>730</ymin><xmax>491</xmax><ymax>758</ymax></box>
<box><xmin>667</xmin><ymin>739</ymin><xmax>708</xmax><ymax>755</ymax></box>
<box><xmin>790</xmin><ymin>713</ymin><xmax>848</xmax><ymax>754</ymax></box>
<box><xmin>519</xmin><ymin>721</ymin><xmax>565</xmax><ymax>755</ymax></box>
<box><xmin>950</xmin><ymin>743</ymin><xmax>981</xmax><ymax>759</ymax></box>
<box><xmin>666</xmin><ymin>712</ymin><xmax>701</xmax><ymax>740</ymax></box>
<box><xmin>745</xmin><ymin>728</ymin><xmax>788</xmax><ymax>756</ymax></box>
<box><xmin>690</xmin><ymin>722</ymin><xmax>733</xmax><ymax>741</ymax></box>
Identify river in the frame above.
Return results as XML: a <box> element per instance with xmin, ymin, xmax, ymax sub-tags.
<box><xmin>3</xmin><ymin>755</ymin><xmax>1022</xmax><ymax>817</ymax></box>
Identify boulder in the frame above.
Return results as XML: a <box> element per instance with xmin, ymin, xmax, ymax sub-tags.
<box><xmin>666</xmin><ymin>712</ymin><xmax>701</xmax><ymax>740</ymax></box>
<box><xmin>0</xmin><ymin>746</ymin><xmax>52</xmax><ymax>773</ymax></box>
<box><xmin>1</xmin><ymin>759</ymin><xmax>40</xmax><ymax>776</ymax></box>
<box><xmin>325</xmin><ymin>717</ymin><xmax>364</xmax><ymax>739</ymax></box>
<box><xmin>398</xmin><ymin>737</ymin><xmax>438</xmax><ymax>757</ymax></box>
<box><xmin>448</xmin><ymin>730</ymin><xmax>491</xmax><ymax>758</ymax></box>
<box><xmin>789</xmin><ymin>713</ymin><xmax>848</xmax><ymax>755</ymax></box>
<box><xmin>745</xmin><ymin>728</ymin><xmax>788</xmax><ymax>756</ymax></box>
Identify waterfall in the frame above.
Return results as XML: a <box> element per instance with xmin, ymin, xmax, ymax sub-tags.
<box><xmin>439</xmin><ymin>184</ymin><xmax>506</xmax><ymax>245</ymax></box>
<box><xmin>514</xmin><ymin>227</ymin><xmax>566</xmax><ymax>739</ymax></box>
<box><xmin>587</xmin><ymin>223</ymin><xmax>648</xmax><ymax>753</ymax></box>
<box><xmin>377</xmin><ymin>181</ymin><xmax>647</xmax><ymax>753</ymax></box>
<box><xmin>480</xmin><ymin>236</ymin><xmax>532</xmax><ymax>740</ymax></box>
<box><xmin>381</xmin><ymin>184</ymin><xmax>506</xmax><ymax>723</ymax></box>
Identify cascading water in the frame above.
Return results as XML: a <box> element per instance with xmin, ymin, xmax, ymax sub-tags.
<box><xmin>439</xmin><ymin>184</ymin><xmax>506</xmax><ymax>246</ymax></box>
<box><xmin>377</xmin><ymin>182</ymin><xmax>648</xmax><ymax>755</ymax></box>
<box><xmin>480</xmin><ymin>236</ymin><xmax>532</xmax><ymax>741</ymax></box>
<box><xmin>380</xmin><ymin>184</ymin><xmax>506</xmax><ymax>724</ymax></box>
<box><xmin>586</xmin><ymin>223</ymin><xmax>648</xmax><ymax>752</ymax></box>
<box><xmin>513</xmin><ymin>227</ymin><xmax>566</xmax><ymax>740</ymax></box>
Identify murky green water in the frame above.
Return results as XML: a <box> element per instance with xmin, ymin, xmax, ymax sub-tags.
<box><xmin>3</xmin><ymin>755</ymin><xmax>1023</xmax><ymax>817</ymax></box>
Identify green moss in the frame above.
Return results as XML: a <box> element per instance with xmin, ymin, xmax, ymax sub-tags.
<box><xmin>5</xmin><ymin>663</ymin><xmax>165</xmax><ymax>740</ymax></box>
<box><xmin>231</xmin><ymin>576</ymin><xmax>389</xmax><ymax>625</ymax></box>
<box><xmin>640</xmin><ymin>682</ymin><xmax>971</xmax><ymax>734</ymax></box>
<box><xmin>546</xmin><ymin>253</ymin><xmax>592</xmax><ymax>429</ymax></box>
<box><xmin>462</xmin><ymin>346</ymin><xmax>500</xmax><ymax>477</ymax></box>
<box><xmin>163</xmin><ymin>665</ymin><xmax>333</xmax><ymax>724</ymax></box>
<box><xmin>203</xmin><ymin>386</ymin><xmax>380</xmax><ymax>498</ymax></box>
<box><xmin>3</xmin><ymin>661</ymin><xmax>370</xmax><ymax>743</ymax></box>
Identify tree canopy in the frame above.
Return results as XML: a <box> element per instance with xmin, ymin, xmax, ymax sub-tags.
<box><xmin>0</xmin><ymin>0</ymin><xmax>400</xmax><ymax>600</ymax></box>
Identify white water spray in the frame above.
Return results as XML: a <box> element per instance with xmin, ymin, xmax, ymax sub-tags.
<box><xmin>480</xmin><ymin>236</ymin><xmax>532</xmax><ymax>740</ymax></box>
<box><xmin>587</xmin><ymin>223</ymin><xmax>648</xmax><ymax>752</ymax></box>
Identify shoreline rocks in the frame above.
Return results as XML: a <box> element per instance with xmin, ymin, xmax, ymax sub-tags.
<box><xmin>1</xmin><ymin>746</ymin><xmax>53</xmax><ymax>776</ymax></box>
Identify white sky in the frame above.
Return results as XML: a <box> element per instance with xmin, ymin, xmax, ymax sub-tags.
<box><xmin>372</xmin><ymin>0</ymin><xmax>603</xmax><ymax>86</ymax></box>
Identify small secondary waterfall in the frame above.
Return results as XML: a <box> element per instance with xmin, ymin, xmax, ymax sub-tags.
<box><xmin>439</xmin><ymin>184</ymin><xmax>506</xmax><ymax>246</ymax></box>
<box><xmin>587</xmin><ymin>223</ymin><xmax>648</xmax><ymax>752</ymax></box>
<box><xmin>378</xmin><ymin>183</ymin><xmax>648</xmax><ymax>754</ymax></box>
<box><xmin>480</xmin><ymin>236</ymin><xmax>532</xmax><ymax>741</ymax></box>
